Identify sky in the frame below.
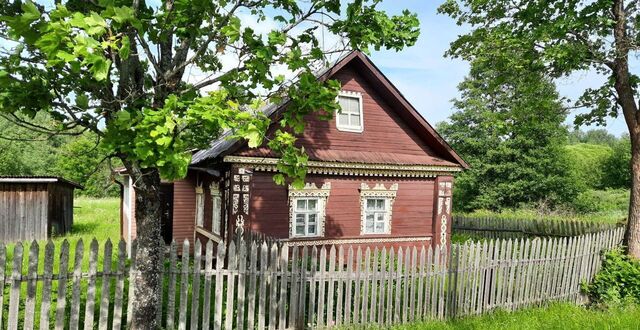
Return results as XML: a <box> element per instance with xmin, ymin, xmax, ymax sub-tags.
<box><xmin>368</xmin><ymin>1</ymin><xmax>629</xmax><ymax>137</ymax></box>
<box><xmin>2</xmin><ymin>0</ymin><xmax>630</xmax><ymax>136</ymax></box>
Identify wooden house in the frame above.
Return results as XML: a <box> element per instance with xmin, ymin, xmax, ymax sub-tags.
<box><xmin>120</xmin><ymin>51</ymin><xmax>468</xmax><ymax>250</ymax></box>
<box><xmin>0</xmin><ymin>176</ymin><xmax>82</xmax><ymax>242</ymax></box>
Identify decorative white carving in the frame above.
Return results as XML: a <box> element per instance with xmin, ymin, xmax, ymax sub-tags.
<box><xmin>232</xmin><ymin>193</ymin><xmax>239</xmax><ymax>215</ymax></box>
<box><xmin>284</xmin><ymin>236</ymin><xmax>432</xmax><ymax>246</ymax></box>
<box><xmin>209</xmin><ymin>182</ymin><xmax>221</xmax><ymax>195</ymax></box>
<box><xmin>288</xmin><ymin>182</ymin><xmax>331</xmax><ymax>238</ymax></box>
<box><xmin>236</xmin><ymin>215</ymin><xmax>245</xmax><ymax>235</ymax></box>
<box><xmin>223</xmin><ymin>156</ymin><xmax>462</xmax><ymax>178</ymax></box>
<box><xmin>243</xmin><ymin>194</ymin><xmax>250</xmax><ymax>214</ymax></box>
<box><xmin>440</xmin><ymin>214</ymin><xmax>448</xmax><ymax>245</ymax></box>
<box><xmin>359</xmin><ymin>183</ymin><xmax>398</xmax><ymax>235</ymax></box>
<box><xmin>242</xmin><ymin>175</ymin><xmax>251</xmax><ymax>182</ymax></box>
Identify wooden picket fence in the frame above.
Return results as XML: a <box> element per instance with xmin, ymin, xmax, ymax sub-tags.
<box><xmin>453</xmin><ymin>215</ymin><xmax>620</xmax><ymax>239</ymax></box>
<box><xmin>0</xmin><ymin>227</ymin><xmax>625</xmax><ymax>329</ymax></box>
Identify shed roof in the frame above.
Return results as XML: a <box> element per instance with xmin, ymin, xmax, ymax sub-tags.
<box><xmin>0</xmin><ymin>176</ymin><xmax>84</xmax><ymax>189</ymax></box>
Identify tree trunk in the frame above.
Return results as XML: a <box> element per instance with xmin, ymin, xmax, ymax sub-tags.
<box><xmin>626</xmin><ymin>134</ymin><xmax>640</xmax><ymax>258</ymax></box>
<box><xmin>125</xmin><ymin>160</ymin><xmax>163</xmax><ymax>329</ymax></box>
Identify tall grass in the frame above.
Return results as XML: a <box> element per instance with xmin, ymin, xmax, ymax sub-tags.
<box><xmin>391</xmin><ymin>303</ymin><xmax>640</xmax><ymax>330</ymax></box>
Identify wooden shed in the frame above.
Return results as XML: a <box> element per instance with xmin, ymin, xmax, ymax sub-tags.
<box><xmin>0</xmin><ymin>176</ymin><xmax>83</xmax><ymax>242</ymax></box>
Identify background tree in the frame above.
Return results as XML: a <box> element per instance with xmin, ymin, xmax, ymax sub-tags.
<box><xmin>603</xmin><ymin>135</ymin><xmax>633</xmax><ymax>189</ymax></box>
<box><xmin>440</xmin><ymin>0</ymin><xmax>640</xmax><ymax>258</ymax></box>
<box><xmin>569</xmin><ymin>128</ymin><xmax>618</xmax><ymax>147</ymax></box>
<box><xmin>0</xmin><ymin>0</ymin><xmax>419</xmax><ymax>327</ymax></box>
<box><xmin>438</xmin><ymin>54</ymin><xmax>577</xmax><ymax>212</ymax></box>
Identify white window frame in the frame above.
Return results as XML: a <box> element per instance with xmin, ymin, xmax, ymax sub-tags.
<box><xmin>195</xmin><ymin>185</ymin><xmax>205</xmax><ymax>227</ymax></box>
<box><xmin>210</xmin><ymin>182</ymin><xmax>222</xmax><ymax>235</ymax></box>
<box><xmin>288</xmin><ymin>183</ymin><xmax>331</xmax><ymax>238</ymax></box>
<box><xmin>359</xmin><ymin>183</ymin><xmax>398</xmax><ymax>235</ymax></box>
<box><xmin>336</xmin><ymin>91</ymin><xmax>364</xmax><ymax>133</ymax></box>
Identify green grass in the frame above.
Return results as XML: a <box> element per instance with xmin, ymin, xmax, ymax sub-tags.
<box><xmin>390</xmin><ymin>303</ymin><xmax>640</xmax><ymax>330</ymax></box>
<box><xmin>4</xmin><ymin>197</ymin><xmax>121</xmax><ymax>272</ymax></box>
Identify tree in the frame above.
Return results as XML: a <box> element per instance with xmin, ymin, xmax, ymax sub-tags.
<box><xmin>569</xmin><ymin>128</ymin><xmax>618</xmax><ymax>147</ymax></box>
<box><xmin>0</xmin><ymin>0</ymin><xmax>419</xmax><ymax>327</ymax></box>
<box><xmin>440</xmin><ymin>0</ymin><xmax>640</xmax><ymax>258</ymax></box>
<box><xmin>603</xmin><ymin>135</ymin><xmax>633</xmax><ymax>189</ymax></box>
<box><xmin>438</xmin><ymin>55</ymin><xmax>577</xmax><ymax>212</ymax></box>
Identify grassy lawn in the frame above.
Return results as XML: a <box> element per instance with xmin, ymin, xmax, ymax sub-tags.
<box><xmin>391</xmin><ymin>303</ymin><xmax>640</xmax><ymax>330</ymax></box>
<box><xmin>3</xmin><ymin>197</ymin><xmax>121</xmax><ymax>271</ymax></box>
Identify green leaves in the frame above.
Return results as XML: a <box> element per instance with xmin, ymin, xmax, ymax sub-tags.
<box><xmin>221</xmin><ymin>16</ymin><xmax>241</xmax><ymax>42</ymax></box>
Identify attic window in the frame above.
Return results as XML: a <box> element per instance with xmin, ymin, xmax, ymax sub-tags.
<box><xmin>336</xmin><ymin>91</ymin><xmax>364</xmax><ymax>133</ymax></box>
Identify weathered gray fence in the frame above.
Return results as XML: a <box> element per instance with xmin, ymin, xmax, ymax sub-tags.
<box><xmin>0</xmin><ymin>227</ymin><xmax>624</xmax><ymax>329</ymax></box>
<box><xmin>453</xmin><ymin>215</ymin><xmax>620</xmax><ymax>239</ymax></box>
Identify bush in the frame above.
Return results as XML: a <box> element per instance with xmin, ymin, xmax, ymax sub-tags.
<box><xmin>565</xmin><ymin>143</ymin><xmax>613</xmax><ymax>190</ymax></box>
<box><xmin>571</xmin><ymin>189</ymin><xmax>629</xmax><ymax>214</ymax></box>
<box><xmin>602</xmin><ymin>137</ymin><xmax>632</xmax><ymax>189</ymax></box>
<box><xmin>584</xmin><ymin>248</ymin><xmax>640</xmax><ymax>306</ymax></box>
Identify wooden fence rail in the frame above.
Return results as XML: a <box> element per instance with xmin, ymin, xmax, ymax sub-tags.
<box><xmin>0</xmin><ymin>227</ymin><xmax>625</xmax><ymax>329</ymax></box>
<box><xmin>453</xmin><ymin>215</ymin><xmax>621</xmax><ymax>239</ymax></box>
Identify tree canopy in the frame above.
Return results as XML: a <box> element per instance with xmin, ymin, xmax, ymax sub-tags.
<box><xmin>0</xmin><ymin>0</ymin><xmax>421</xmax><ymax>327</ymax></box>
<box><xmin>438</xmin><ymin>52</ymin><xmax>577</xmax><ymax>212</ymax></box>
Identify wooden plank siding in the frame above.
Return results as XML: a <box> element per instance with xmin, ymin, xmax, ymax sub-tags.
<box><xmin>235</xmin><ymin>65</ymin><xmax>452</xmax><ymax>166</ymax></box>
<box><xmin>249</xmin><ymin>172</ymin><xmax>436</xmax><ymax>244</ymax></box>
<box><xmin>171</xmin><ymin>176</ymin><xmax>197</xmax><ymax>248</ymax></box>
<box><xmin>0</xmin><ymin>182</ymin><xmax>69</xmax><ymax>243</ymax></box>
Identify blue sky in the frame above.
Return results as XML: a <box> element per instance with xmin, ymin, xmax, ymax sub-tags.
<box><xmin>368</xmin><ymin>1</ymin><xmax>629</xmax><ymax>137</ymax></box>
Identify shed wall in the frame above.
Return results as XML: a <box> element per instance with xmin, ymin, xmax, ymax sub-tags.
<box><xmin>0</xmin><ymin>183</ymin><xmax>49</xmax><ymax>242</ymax></box>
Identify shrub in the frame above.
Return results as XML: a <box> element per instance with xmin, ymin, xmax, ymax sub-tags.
<box><xmin>564</xmin><ymin>143</ymin><xmax>613</xmax><ymax>190</ymax></box>
<box><xmin>583</xmin><ymin>248</ymin><xmax>640</xmax><ymax>306</ymax></box>
<box><xmin>571</xmin><ymin>189</ymin><xmax>629</xmax><ymax>214</ymax></box>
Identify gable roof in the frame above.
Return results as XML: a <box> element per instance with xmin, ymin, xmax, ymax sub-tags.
<box><xmin>0</xmin><ymin>176</ymin><xmax>84</xmax><ymax>189</ymax></box>
<box><xmin>191</xmin><ymin>51</ymin><xmax>468</xmax><ymax>169</ymax></box>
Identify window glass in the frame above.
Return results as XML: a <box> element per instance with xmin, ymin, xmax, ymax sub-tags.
<box><xmin>336</xmin><ymin>94</ymin><xmax>363</xmax><ymax>131</ymax></box>
<box><xmin>363</xmin><ymin>198</ymin><xmax>388</xmax><ymax>234</ymax></box>
<box><xmin>292</xmin><ymin>197</ymin><xmax>322</xmax><ymax>237</ymax></box>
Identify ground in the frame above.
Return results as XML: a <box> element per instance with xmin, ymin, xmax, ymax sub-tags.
<box><xmin>392</xmin><ymin>303</ymin><xmax>640</xmax><ymax>329</ymax></box>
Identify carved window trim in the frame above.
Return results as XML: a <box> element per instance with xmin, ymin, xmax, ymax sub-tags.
<box><xmin>359</xmin><ymin>183</ymin><xmax>398</xmax><ymax>235</ymax></box>
<box><xmin>288</xmin><ymin>183</ymin><xmax>331</xmax><ymax>238</ymax></box>
<box><xmin>210</xmin><ymin>182</ymin><xmax>222</xmax><ymax>235</ymax></box>
<box><xmin>195</xmin><ymin>185</ymin><xmax>205</xmax><ymax>228</ymax></box>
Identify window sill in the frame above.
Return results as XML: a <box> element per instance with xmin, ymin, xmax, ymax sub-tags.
<box><xmin>336</xmin><ymin>126</ymin><xmax>364</xmax><ymax>133</ymax></box>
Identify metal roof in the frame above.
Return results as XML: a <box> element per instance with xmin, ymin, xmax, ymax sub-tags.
<box><xmin>0</xmin><ymin>176</ymin><xmax>84</xmax><ymax>189</ymax></box>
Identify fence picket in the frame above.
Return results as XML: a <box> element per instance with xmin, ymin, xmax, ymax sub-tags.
<box><xmin>178</xmin><ymin>240</ymin><xmax>190</xmax><ymax>330</ymax></box>
<box><xmin>190</xmin><ymin>240</ymin><xmax>202</xmax><ymax>330</ymax></box>
<box><xmin>23</xmin><ymin>242</ymin><xmax>38</xmax><ymax>330</ymax></box>
<box><xmin>317</xmin><ymin>247</ymin><xmax>327</xmax><ymax>328</ymax></box>
<box><xmin>111</xmin><ymin>240</ymin><xmax>126</xmax><ymax>330</ymax></box>
<box><xmin>69</xmin><ymin>240</ymin><xmax>84</xmax><ymax>330</ymax></box>
<box><xmin>36</xmin><ymin>241</ymin><xmax>52</xmax><ymax>330</ymax></box>
<box><xmin>165</xmin><ymin>241</ymin><xmax>178</xmax><ymax>329</ymax></box>
<box><xmin>327</xmin><ymin>245</ymin><xmax>336</xmax><ymax>327</ymax></box>
<box><xmin>335</xmin><ymin>246</ymin><xmax>345</xmax><ymax>327</ymax></box>
<box><xmin>214</xmin><ymin>241</ymin><xmax>227</xmax><ymax>330</ymax></box>
<box><xmin>125</xmin><ymin>242</ymin><xmax>136</xmax><ymax>329</ymax></box>
<box><xmin>268</xmin><ymin>243</ymin><xmax>279</xmax><ymax>330</ymax></box>
<box><xmin>236</xmin><ymin>240</ymin><xmax>247</xmax><ymax>330</ymax></box>
<box><xmin>377</xmin><ymin>247</ymin><xmax>388</xmax><ymax>325</ymax></box>
<box><xmin>202</xmin><ymin>241</ymin><xmax>214</xmax><ymax>330</ymax></box>
<box><xmin>55</xmin><ymin>241</ymin><xmax>70</xmax><ymax>329</ymax></box>
<box><xmin>98</xmin><ymin>240</ymin><xmax>113</xmax><ymax>330</ymax></box>
<box><xmin>225</xmin><ymin>241</ymin><xmax>237</xmax><ymax>330</ymax></box>
<box><xmin>258</xmin><ymin>242</ymin><xmax>268</xmax><ymax>330</ymax></box>
<box><xmin>344</xmin><ymin>246</ymin><xmax>354</xmax><ymax>325</ymax></box>
<box><xmin>288</xmin><ymin>246</ymin><xmax>299</xmax><ymax>328</ymax></box>
<box><xmin>0</xmin><ymin>224</ymin><xmax>626</xmax><ymax>330</ymax></box>
<box><xmin>278</xmin><ymin>245</ymin><xmax>289</xmax><ymax>330</ymax></box>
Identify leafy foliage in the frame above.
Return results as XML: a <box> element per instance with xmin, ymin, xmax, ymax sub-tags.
<box><xmin>569</xmin><ymin>129</ymin><xmax>619</xmax><ymax>147</ymax></box>
<box><xmin>438</xmin><ymin>54</ymin><xmax>578</xmax><ymax>211</ymax></box>
<box><xmin>564</xmin><ymin>143</ymin><xmax>613</xmax><ymax>191</ymax></box>
<box><xmin>571</xmin><ymin>189</ymin><xmax>630</xmax><ymax>215</ymax></box>
<box><xmin>0</xmin><ymin>0</ymin><xmax>419</xmax><ymax>183</ymax></box>
<box><xmin>602</xmin><ymin>136</ymin><xmax>632</xmax><ymax>189</ymax></box>
<box><xmin>584</xmin><ymin>248</ymin><xmax>640</xmax><ymax>306</ymax></box>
